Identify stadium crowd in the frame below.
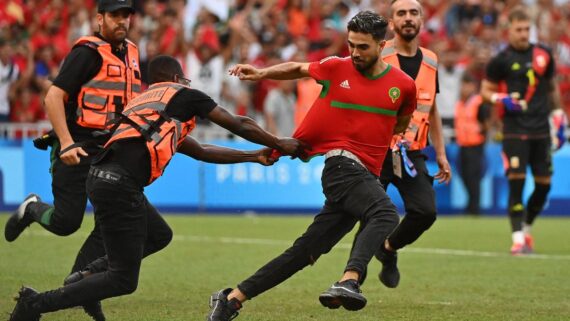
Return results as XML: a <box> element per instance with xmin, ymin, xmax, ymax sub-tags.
<box><xmin>1</xmin><ymin>0</ymin><xmax>570</xmax><ymax>137</ymax></box>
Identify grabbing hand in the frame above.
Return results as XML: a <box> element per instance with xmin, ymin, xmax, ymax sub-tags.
<box><xmin>228</xmin><ymin>64</ymin><xmax>263</xmax><ymax>81</ymax></box>
<box><xmin>276</xmin><ymin>137</ymin><xmax>311</xmax><ymax>159</ymax></box>
<box><xmin>59</xmin><ymin>142</ymin><xmax>88</xmax><ymax>165</ymax></box>
<box><xmin>256</xmin><ymin>147</ymin><xmax>279</xmax><ymax>166</ymax></box>
<box><xmin>492</xmin><ymin>93</ymin><xmax>525</xmax><ymax>112</ymax></box>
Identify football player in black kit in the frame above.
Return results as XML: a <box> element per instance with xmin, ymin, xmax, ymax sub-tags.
<box><xmin>481</xmin><ymin>7</ymin><xmax>568</xmax><ymax>255</ymax></box>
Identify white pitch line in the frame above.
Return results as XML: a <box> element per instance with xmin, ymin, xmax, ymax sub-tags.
<box><xmin>25</xmin><ymin>230</ymin><xmax>570</xmax><ymax>261</ymax></box>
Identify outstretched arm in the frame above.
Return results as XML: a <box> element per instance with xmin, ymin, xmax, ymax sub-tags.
<box><xmin>228</xmin><ymin>62</ymin><xmax>311</xmax><ymax>81</ymax></box>
<box><xmin>178</xmin><ymin>136</ymin><xmax>276</xmax><ymax>165</ymax></box>
<box><xmin>207</xmin><ymin>105</ymin><xmax>310</xmax><ymax>157</ymax></box>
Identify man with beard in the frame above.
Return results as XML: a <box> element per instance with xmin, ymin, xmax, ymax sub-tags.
<box><xmin>7</xmin><ymin>54</ymin><xmax>306</xmax><ymax>321</ymax></box>
<box><xmin>352</xmin><ymin>0</ymin><xmax>452</xmax><ymax>289</ymax></box>
<box><xmin>206</xmin><ymin>11</ymin><xmax>417</xmax><ymax>321</ymax></box>
<box><xmin>4</xmin><ymin>1</ymin><xmax>142</xmax><ymax>320</ymax></box>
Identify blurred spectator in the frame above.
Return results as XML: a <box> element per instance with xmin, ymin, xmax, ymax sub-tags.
<box><xmin>436</xmin><ymin>44</ymin><xmax>465</xmax><ymax>137</ymax></box>
<box><xmin>454</xmin><ymin>74</ymin><xmax>490</xmax><ymax>215</ymax></box>
<box><xmin>1</xmin><ymin>0</ymin><xmax>570</xmax><ymax>143</ymax></box>
<box><xmin>185</xmin><ymin>24</ymin><xmax>224</xmax><ymax>102</ymax></box>
<box><xmin>0</xmin><ymin>38</ymin><xmax>19</xmax><ymax>122</ymax></box>
<box><xmin>264</xmin><ymin>79</ymin><xmax>296</xmax><ymax>136</ymax></box>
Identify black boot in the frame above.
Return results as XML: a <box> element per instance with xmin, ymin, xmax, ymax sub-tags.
<box><xmin>9</xmin><ymin>286</ymin><xmax>42</xmax><ymax>321</ymax></box>
<box><xmin>63</xmin><ymin>269</ymin><xmax>106</xmax><ymax>321</ymax></box>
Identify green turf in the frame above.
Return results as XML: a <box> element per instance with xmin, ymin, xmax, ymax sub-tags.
<box><xmin>1</xmin><ymin>214</ymin><xmax>569</xmax><ymax>321</ymax></box>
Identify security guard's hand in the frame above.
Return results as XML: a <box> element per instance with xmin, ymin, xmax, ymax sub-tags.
<box><xmin>276</xmin><ymin>138</ymin><xmax>311</xmax><ymax>159</ymax></box>
<box><xmin>434</xmin><ymin>156</ymin><xmax>452</xmax><ymax>184</ymax></box>
<box><xmin>256</xmin><ymin>147</ymin><xmax>279</xmax><ymax>166</ymax></box>
<box><xmin>228</xmin><ymin>64</ymin><xmax>263</xmax><ymax>81</ymax></box>
<box><xmin>59</xmin><ymin>142</ymin><xmax>88</xmax><ymax>166</ymax></box>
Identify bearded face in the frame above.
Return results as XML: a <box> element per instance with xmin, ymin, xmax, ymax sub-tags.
<box><xmin>390</xmin><ymin>0</ymin><xmax>423</xmax><ymax>42</ymax></box>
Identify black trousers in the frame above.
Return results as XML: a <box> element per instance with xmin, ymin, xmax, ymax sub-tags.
<box><xmin>237</xmin><ymin>156</ymin><xmax>399</xmax><ymax>299</ymax></box>
<box><xmin>27</xmin><ymin>143</ymin><xmax>106</xmax><ymax>274</ymax></box>
<box><xmin>33</xmin><ymin>164</ymin><xmax>173</xmax><ymax>312</ymax></box>
<box><xmin>458</xmin><ymin>144</ymin><xmax>484</xmax><ymax>214</ymax></box>
<box><xmin>378</xmin><ymin>150</ymin><xmax>437</xmax><ymax>250</ymax></box>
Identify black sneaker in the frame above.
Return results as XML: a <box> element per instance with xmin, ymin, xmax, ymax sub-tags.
<box><xmin>63</xmin><ymin>271</ymin><xmax>106</xmax><ymax>321</ymax></box>
<box><xmin>9</xmin><ymin>286</ymin><xmax>41</xmax><ymax>321</ymax></box>
<box><xmin>319</xmin><ymin>279</ymin><xmax>367</xmax><ymax>311</ymax></box>
<box><xmin>206</xmin><ymin>288</ymin><xmax>242</xmax><ymax>321</ymax></box>
<box><xmin>377</xmin><ymin>247</ymin><xmax>400</xmax><ymax>288</ymax></box>
<box><xmin>5</xmin><ymin>194</ymin><xmax>40</xmax><ymax>242</ymax></box>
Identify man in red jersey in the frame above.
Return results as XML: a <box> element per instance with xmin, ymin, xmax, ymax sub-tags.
<box><xmin>206</xmin><ymin>11</ymin><xmax>417</xmax><ymax>321</ymax></box>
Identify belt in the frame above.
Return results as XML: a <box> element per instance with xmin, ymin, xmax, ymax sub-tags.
<box><xmin>89</xmin><ymin>167</ymin><xmax>123</xmax><ymax>183</ymax></box>
<box><xmin>324</xmin><ymin>149</ymin><xmax>365</xmax><ymax>168</ymax></box>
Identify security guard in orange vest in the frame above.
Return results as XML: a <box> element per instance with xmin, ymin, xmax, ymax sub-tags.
<box><xmin>4</xmin><ymin>1</ymin><xmax>142</xmax><ymax>320</ymax></box>
<box><xmin>481</xmin><ymin>7</ymin><xmax>567</xmax><ymax>255</ymax></box>
<box><xmin>352</xmin><ymin>0</ymin><xmax>452</xmax><ymax>288</ymax></box>
<box><xmin>7</xmin><ymin>55</ymin><xmax>306</xmax><ymax>321</ymax></box>
<box><xmin>455</xmin><ymin>74</ymin><xmax>490</xmax><ymax>215</ymax></box>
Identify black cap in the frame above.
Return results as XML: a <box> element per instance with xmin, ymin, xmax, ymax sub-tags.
<box><xmin>98</xmin><ymin>0</ymin><xmax>135</xmax><ymax>13</ymax></box>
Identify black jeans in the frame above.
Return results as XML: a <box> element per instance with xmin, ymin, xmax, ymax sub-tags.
<box><xmin>379</xmin><ymin>150</ymin><xmax>437</xmax><ymax>250</ymax></box>
<box><xmin>27</xmin><ymin>143</ymin><xmax>106</xmax><ymax>274</ymax></box>
<box><xmin>33</xmin><ymin>164</ymin><xmax>173</xmax><ymax>312</ymax></box>
<box><xmin>237</xmin><ymin>156</ymin><xmax>399</xmax><ymax>299</ymax></box>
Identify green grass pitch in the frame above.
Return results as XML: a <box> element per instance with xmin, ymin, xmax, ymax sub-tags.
<box><xmin>1</xmin><ymin>214</ymin><xmax>569</xmax><ymax>321</ymax></box>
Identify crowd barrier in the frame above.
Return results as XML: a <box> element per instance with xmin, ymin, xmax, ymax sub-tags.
<box><xmin>0</xmin><ymin>139</ymin><xmax>569</xmax><ymax>215</ymax></box>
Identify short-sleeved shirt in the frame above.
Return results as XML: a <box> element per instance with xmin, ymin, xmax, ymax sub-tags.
<box><xmin>53</xmin><ymin>33</ymin><xmax>128</xmax><ymax>143</ymax></box>
<box><xmin>293</xmin><ymin>56</ymin><xmax>417</xmax><ymax>175</ymax></box>
<box><xmin>396</xmin><ymin>50</ymin><xmax>440</xmax><ymax>93</ymax></box>
<box><xmin>97</xmin><ymin>87</ymin><xmax>217</xmax><ymax>186</ymax></box>
<box><xmin>485</xmin><ymin>44</ymin><xmax>555</xmax><ymax>135</ymax></box>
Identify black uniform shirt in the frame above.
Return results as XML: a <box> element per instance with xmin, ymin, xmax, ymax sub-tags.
<box><xmin>396</xmin><ymin>50</ymin><xmax>440</xmax><ymax>93</ymax></box>
<box><xmin>53</xmin><ymin>33</ymin><xmax>127</xmax><ymax>143</ymax></box>
<box><xmin>98</xmin><ymin>87</ymin><xmax>217</xmax><ymax>186</ymax></box>
<box><xmin>485</xmin><ymin>44</ymin><xmax>555</xmax><ymax>135</ymax></box>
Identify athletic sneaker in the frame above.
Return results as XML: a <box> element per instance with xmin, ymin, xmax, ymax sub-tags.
<box><xmin>523</xmin><ymin>234</ymin><xmax>534</xmax><ymax>254</ymax></box>
<box><xmin>8</xmin><ymin>286</ymin><xmax>41</xmax><ymax>321</ymax></box>
<box><xmin>64</xmin><ymin>271</ymin><xmax>106</xmax><ymax>321</ymax></box>
<box><xmin>319</xmin><ymin>279</ymin><xmax>367</xmax><ymax>311</ymax></box>
<box><xmin>377</xmin><ymin>247</ymin><xmax>400</xmax><ymax>288</ymax></box>
<box><xmin>206</xmin><ymin>288</ymin><xmax>242</xmax><ymax>321</ymax></box>
<box><xmin>510</xmin><ymin>242</ymin><xmax>525</xmax><ymax>256</ymax></box>
<box><xmin>4</xmin><ymin>194</ymin><xmax>41</xmax><ymax>242</ymax></box>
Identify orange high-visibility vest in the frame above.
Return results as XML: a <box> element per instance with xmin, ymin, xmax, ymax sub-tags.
<box><xmin>105</xmin><ymin>82</ymin><xmax>196</xmax><ymax>185</ymax></box>
<box><xmin>455</xmin><ymin>95</ymin><xmax>485</xmax><ymax>147</ymax></box>
<box><xmin>382</xmin><ymin>40</ymin><xmax>438</xmax><ymax>150</ymax></box>
<box><xmin>74</xmin><ymin>36</ymin><xmax>142</xmax><ymax>129</ymax></box>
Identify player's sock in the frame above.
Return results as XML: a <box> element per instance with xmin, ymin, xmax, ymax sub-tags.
<box><xmin>511</xmin><ymin>230</ymin><xmax>524</xmax><ymax>245</ymax></box>
<box><xmin>508</xmin><ymin>179</ymin><xmax>525</xmax><ymax>232</ymax></box>
<box><xmin>525</xmin><ymin>183</ymin><xmax>551</xmax><ymax>225</ymax></box>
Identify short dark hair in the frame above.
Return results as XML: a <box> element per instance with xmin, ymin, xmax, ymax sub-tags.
<box><xmin>347</xmin><ymin>11</ymin><xmax>388</xmax><ymax>41</ymax></box>
<box><xmin>508</xmin><ymin>6</ymin><xmax>530</xmax><ymax>23</ymax></box>
<box><xmin>148</xmin><ymin>55</ymin><xmax>184</xmax><ymax>84</ymax></box>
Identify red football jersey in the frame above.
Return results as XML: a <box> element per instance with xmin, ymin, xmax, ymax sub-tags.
<box><xmin>293</xmin><ymin>56</ymin><xmax>416</xmax><ymax>175</ymax></box>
